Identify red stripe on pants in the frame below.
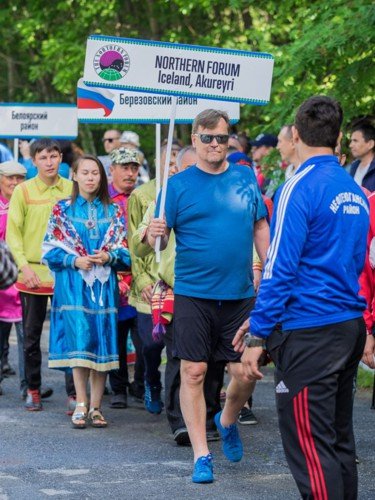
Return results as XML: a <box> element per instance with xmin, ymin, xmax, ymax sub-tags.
<box><xmin>293</xmin><ymin>388</ymin><xmax>328</xmax><ymax>499</ymax></box>
<box><xmin>302</xmin><ymin>388</ymin><xmax>328</xmax><ymax>500</ymax></box>
<box><xmin>293</xmin><ymin>391</ymin><xmax>321</xmax><ymax>499</ymax></box>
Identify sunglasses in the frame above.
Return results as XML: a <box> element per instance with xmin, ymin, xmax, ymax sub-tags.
<box><xmin>102</xmin><ymin>137</ymin><xmax>120</xmax><ymax>143</ymax></box>
<box><xmin>194</xmin><ymin>134</ymin><xmax>229</xmax><ymax>144</ymax></box>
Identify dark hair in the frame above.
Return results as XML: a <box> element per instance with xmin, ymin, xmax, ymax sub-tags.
<box><xmin>237</xmin><ymin>133</ymin><xmax>250</xmax><ymax>154</ymax></box>
<box><xmin>351</xmin><ymin>121</ymin><xmax>375</xmax><ymax>149</ymax></box>
<box><xmin>71</xmin><ymin>155</ymin><xmax>111</xmax><ymax>205</ymax></box>
<box><xmin>294</xmin><ymin>96</ymin><xmax>343</xmax><ymax>149</ymax></box>
<box><xmin>192</xmin><ymin>109</ymin><xmax>230</xmax><ymax>134</ymax></box>
<box><xmin>58</xmin><ymin>140</ymin><xmax>75</xmax><ymax>167</ymax></box>
<box><xmin>30</xmin><ymin>138</ymin><xmax>61</xmax><ymax>159</ymax></box>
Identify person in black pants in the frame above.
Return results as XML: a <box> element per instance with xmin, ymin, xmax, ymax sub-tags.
<box><xmin>235</xmin><ymin>96</ymin><xmax>369</xmax><ymax>499</ymax></box>
<box><xmin>107</xmin><ymin>148</ymin><xmax>145</xmax><ymax>407</ymax></box>
<box><xmin>20</xmin><ymin>293</ymin><xmax>76</xmax><ymax>407</ymax></box>
<box><xmin>109</xmin><ymin>316</ymin><xmax>145</xmax><ymax>407</ymax></box>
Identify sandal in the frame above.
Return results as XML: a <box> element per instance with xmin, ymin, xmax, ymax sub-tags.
<box><xmin>88</xmin><ymin>407</ymin><xmax>108</xmax><ymax>428</ymax></box>
<box><xmin>71</xmin><ymin>402</ymin><xmax>88</xmax><ymax>429</ymax></box>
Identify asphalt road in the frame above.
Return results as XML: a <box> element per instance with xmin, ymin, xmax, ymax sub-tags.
<box><xmin>0</xmin><ymin>327</ymin><xmax>374</xmax><ymax>499</ymax></box>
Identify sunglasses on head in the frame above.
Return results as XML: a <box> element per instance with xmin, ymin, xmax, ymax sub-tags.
<box><xmin>102</xmin><ymin>137</ymin><xmax>119</xmax><ymax>143</ymax></box>
<box><xmin>194</xmin><ymin>134</ymin><xmax>229</xmax><ymax>144</ymax></box>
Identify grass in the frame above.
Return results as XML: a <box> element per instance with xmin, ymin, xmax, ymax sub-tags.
<box><xmin>357</xmin><ymin>365</ymin><xmax>375</xmax><ymax>390</ymax></box>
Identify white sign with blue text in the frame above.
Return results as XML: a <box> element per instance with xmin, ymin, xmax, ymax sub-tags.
<box><xmin>77</xmin><ymin>79</ymin><xmax>240</xmax><ymax>124</ymax></box>
<box><xmin>0</xmin><ymin>103</ymin><xmax>78</xmax><ymax>139</ymax></box>
<box><xmin>83</xmin><ymin>36</ymin><xmax>274</xmax><ymax>105</ymax></box>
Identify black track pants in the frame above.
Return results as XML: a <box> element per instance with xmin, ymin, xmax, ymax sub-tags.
<box><xmin>267</xmin><ymin>318</ymin><xmax>366</xmax><ymax>500</ymax></box>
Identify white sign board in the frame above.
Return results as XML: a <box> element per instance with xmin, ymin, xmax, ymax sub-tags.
<box><xmin>83</xmin><ymin>36</ymin><xmax>274</xmax><ymax>105</ymax></box>
<box><xmin>77</xmin><ymin>79</ymin><xmax>240</xmax><ymax>124</ymax></box>
<box><xmin>0</xmin><ymin>104</ymin><xmax>78</xmax><ymax>139</ymax></box>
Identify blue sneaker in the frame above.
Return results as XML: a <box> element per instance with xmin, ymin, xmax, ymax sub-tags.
<box><xmin>214</xmin><ymin>411</ymin><xmax>243</xmax><ymax>462</ymax></box>
<box><xmin>144</xmin><ymin>382</ymin><xmax>164</xmax><ymax>414</ymax></box>
<box><xmin>192</xmin><ymin>453</ymin><xmax>214</xmax><ymax>483</ymax></box>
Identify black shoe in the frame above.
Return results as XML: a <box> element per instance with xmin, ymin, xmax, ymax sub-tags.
<box><xmin>206</xmin><ymin>429</ymin><xmax>220</xmax><ymax>442</ymax></box>
<box><xmin>129</xmin><ymin>381</ymin><xmax>144</xmax><ymax>401</ymax></box>
<box><xmin>238</xmin><ymin>407</ymin><xmax>258</xmax><ymax>425</ymax></box>
<box><xmin>110</xmin><ymin>393</ymin><xmax>128</xmax><ymax>409</ymax></box>
<box><xmin>103</xmin><ymin>385</ymin><xmax>111</xmax><ymax>396</ymax></box>
<box><xmin>2</xmin><ymin>363</ymin><xmax>16</xmax><ymax>376</ymax></box>
<box><xmin>41</xmin><ymin>387</ymin><xmax>54</xmax><ymax>399</ymax></box>
<box><xmin>173</xmin><ymin>427</ymin><xmax>191</xmax><ymax>446</ymax></box>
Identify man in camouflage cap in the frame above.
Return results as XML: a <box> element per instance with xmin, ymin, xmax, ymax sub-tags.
<box><xmin>107</xmin><ymin>147</ymin><xmax>145</xmax><ymax>409</ymax></box>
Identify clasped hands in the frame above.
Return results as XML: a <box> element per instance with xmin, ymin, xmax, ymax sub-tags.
<box><xmin>75</xmin><ymin>250</ymin><xmax>109</xmax><ymax>271</ymax></box>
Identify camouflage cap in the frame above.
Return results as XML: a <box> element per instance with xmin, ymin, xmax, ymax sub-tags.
<box><xmin>110</xmin><ymin>147</ymin><xmax>141</xmax><ymax>166</ymax></box>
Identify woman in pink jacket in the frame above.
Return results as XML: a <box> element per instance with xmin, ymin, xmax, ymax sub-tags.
<box><xmin>0</xmin><ymin>161</ymin><xmax>27</xmax><ymax>396</ymax></box>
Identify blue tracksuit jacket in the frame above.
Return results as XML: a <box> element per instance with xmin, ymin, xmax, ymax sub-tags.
<box><xmin>251</xmin><ymin>155</ymin><xmax>370</xmax><ymax>338</ymax></box>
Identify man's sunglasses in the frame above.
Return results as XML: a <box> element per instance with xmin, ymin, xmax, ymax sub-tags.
<box><xmin>194</xmin><ymin>134</ymin><xmax>229</xmax><ymax>144</ymax></box>
<box><xmin>102</xmin><ymin>137</ymin><xmax>120</xmax><ymax>143</ymax></box>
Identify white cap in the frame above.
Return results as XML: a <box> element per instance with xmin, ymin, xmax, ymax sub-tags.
<box><xmin>0</xmin><ymin>161</ymin><xmax>27</xmax><ymax>176</ymax></box>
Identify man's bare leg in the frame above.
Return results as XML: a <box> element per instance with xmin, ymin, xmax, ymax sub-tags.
<box><xmin>180</xmin><ymin>359</ymin><xmax>209</xmax><ymax>461</ymax></box>
<box><xmin>220</xmin><ymin>362</ymin><xmax>255</xmax><ymax>427</ymax></box>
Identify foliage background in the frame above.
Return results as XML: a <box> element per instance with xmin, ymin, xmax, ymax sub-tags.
<box><xmin>0</xmin><ymin>0</ymin><xmax>374</xmax><ymax>159</ymax></box>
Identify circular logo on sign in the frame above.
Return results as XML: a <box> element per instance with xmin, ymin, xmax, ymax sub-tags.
<box><xmin>93</xmin><ymin>45</ymin><xmax>130</xmax><ymax>81</ymax></box>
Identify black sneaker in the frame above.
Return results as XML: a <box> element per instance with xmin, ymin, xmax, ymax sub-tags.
<box><xmin>206</xmin><ymin>429</ymin><xmax>220</xmax><ymax>442</ymax></box>
<box><xmin>110</xmin><ymin>393</ymin><xmax>128</xmax><ymax>409</ymax></box>
<box><xmin>41</xmin><ymin>387</ymin><xmax>54</xmax><ymax>399</ymax></box>
<box><xmin>129</xmin><ymin>381</ymin><xmax>144</xmax><ymax>401</ymax></box>
<box><xmin>2</xmin><ymin>363</ymin><xmax>16</xmax><ymax>376</ymax></box>
<box><xmin>238</xmin><ymin>407</ymin><xmax>258</xmax><ymax>425</ymax></box>
<box><xmin>173</xmin><ymin>427</ymin><xmax>191</xmax><ymax>446</ymax></box>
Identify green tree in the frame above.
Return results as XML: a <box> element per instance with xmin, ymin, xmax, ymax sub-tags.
<box><xmin>0</xmin><ymin>0</ymin><xmax>374</xmax><ymax>157</ymax></box>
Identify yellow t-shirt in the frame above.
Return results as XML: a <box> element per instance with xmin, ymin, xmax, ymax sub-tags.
<box><xmin>6</xmin><ymin>175</ymin><xmax>73</xmax><ymax>294</ymax></box>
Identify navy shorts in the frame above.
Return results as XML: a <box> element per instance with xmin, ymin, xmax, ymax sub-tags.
<box><xmin>173</xmin><ymin>295</ymin><xmax>254</xmax><ymax>363</ymax></box>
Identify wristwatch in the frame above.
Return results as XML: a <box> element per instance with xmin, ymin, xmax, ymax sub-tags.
<box><xmin>243</xmin><ymin>332</ymin><xmax>265</xmax><ymax>348</ymax></box>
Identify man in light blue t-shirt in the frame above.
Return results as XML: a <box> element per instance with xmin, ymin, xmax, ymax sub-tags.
<box><xmin>148</xmin><ymin>109</ymin><xmax>269</xmax><ymax>484</ymax></box>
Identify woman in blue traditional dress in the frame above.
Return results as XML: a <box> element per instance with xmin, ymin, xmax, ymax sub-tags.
<box><xmin>43</xmin><ymin>155</ymin><xmax>130</xmax><ymax>428</ymax></box>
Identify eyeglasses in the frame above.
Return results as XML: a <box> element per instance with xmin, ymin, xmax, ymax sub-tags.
<box><xmin>102</xmin><ymin>137</ymin><xmax>120</xmax><ymax>143</ymax></box>
<box><xmin>194</xmin><ymin>134</ymin><xmax>229</xmax><ymax>144</ymax></box>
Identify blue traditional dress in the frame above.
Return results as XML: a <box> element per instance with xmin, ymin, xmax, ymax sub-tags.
<box><xmin>42</xmin><ymin>196</ymin><xmax>130</xmax><ymax>372</ymax></box>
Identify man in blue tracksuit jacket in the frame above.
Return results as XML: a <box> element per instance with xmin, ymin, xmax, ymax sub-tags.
<box><xmin>234</xmin><ymin>96</ymin><xmax>369</xmax><ymax>500</ymax></box>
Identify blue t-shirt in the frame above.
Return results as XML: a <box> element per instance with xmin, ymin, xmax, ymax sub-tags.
<box><xmin>159</xmin><ymin>163</ymin><xmax>267</xmax><ymax>300</ymax></box>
